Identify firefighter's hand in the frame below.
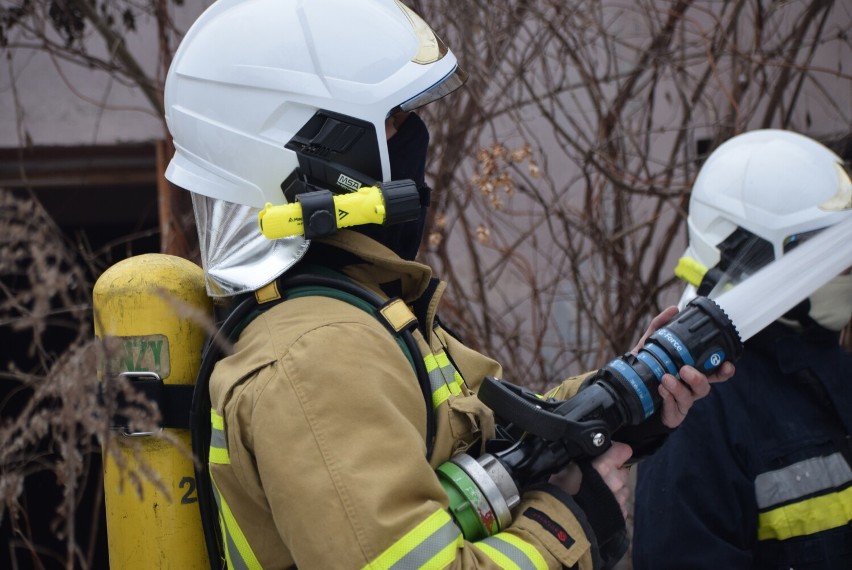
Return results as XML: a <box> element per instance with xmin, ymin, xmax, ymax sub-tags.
<box><xmin>550</xmin><ymin>442</ymin><xmax>633</xmax><ymax>518</ymax></box>
<box><xmin>550</xmin><ymin>444</ymin><xmax>632</xmax><ymax>565</ymax></box>
<box><xmin>632</xmin><ymin>306</ymin><xmax>736</xmax><ymax>429</ymax></box>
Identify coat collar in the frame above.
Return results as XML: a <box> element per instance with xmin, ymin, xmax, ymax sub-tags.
<box><xmin>313</xmin><ymin>230</ymin><xmax>434</xmax><ymax>304</ymax></box>
<box><xmin>747</xmin><ymin>322</ymin><xmax>842</xmax><ymax>376</ymax></box>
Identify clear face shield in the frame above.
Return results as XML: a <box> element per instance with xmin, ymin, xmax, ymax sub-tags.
<box><xmin>676</xmin><ymin>226</ymin><xmax>828</xmax><ymax>306</ymax></box>
<box><xmin>675</xmin><ymin>224</ymin><xmax>852</xmax><ymax>332</ymax></box>
<box><xmin>391</xmin><ymin>0</ymin><xmax>467</xmax><ymax>113</ymax></box>
<box><xmin>394</xmin><ymin>65</ymin><xmax>468</xmax><ymax>114</ymax></box>
<box><xmin>677</xmin><ymin>161</ymin><xmax>852</xmax><ymax>307</ymax></box>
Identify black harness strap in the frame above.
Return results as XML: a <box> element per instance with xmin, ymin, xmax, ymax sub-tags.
<box><xmin>101</xmin><ymin>373</ymin><xmax>195</xmax><ymax>432</ymax></box>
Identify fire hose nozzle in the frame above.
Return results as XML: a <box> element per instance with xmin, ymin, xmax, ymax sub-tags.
<box><xmin>258</xmin><ymin>180</ymin><xmax>421</xmax><ymax>240</ymax></box>
<box><xmin>438</xmin><ymin>297</ymin><xmax>744</xmax><ymax>542</ymax></box>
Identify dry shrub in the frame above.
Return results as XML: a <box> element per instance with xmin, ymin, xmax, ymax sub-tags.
<box><xmin>0</xmin><ymin>188</ymin><xmax>177</xmax><ymax>569</ymax></box>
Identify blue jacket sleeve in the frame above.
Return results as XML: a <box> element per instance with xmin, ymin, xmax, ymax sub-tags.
<box><xmin>631</xmin><ymin>386</ymin><xmax>758</xmax><ymax>569</ymax></box>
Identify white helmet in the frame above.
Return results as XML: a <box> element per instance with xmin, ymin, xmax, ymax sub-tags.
<box><xmin>164</xmin><ymin>0</ymin><xmax>465</xmax><ymax>296</ymax></box>
<box><xmin>676</xmin><ymin>129</ymin><xmax>852</xmax><ymax>329</ymax></box>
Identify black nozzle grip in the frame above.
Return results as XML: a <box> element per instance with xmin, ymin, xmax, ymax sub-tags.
<box><xmin>478</xmin><ymin>377</ymin><xmax>570</xmax><ymax>441</ymax></box>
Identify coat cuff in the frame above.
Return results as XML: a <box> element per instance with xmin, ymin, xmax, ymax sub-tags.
<box><xmin>511</xmin><ymin>484</ymin><xmax>602</xmax><ymax>569</ymax></box>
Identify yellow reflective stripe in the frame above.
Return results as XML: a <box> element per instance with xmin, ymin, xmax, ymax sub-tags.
<box><xmin>364</xmin><ymin>509</ymin><xmax>461</xmax><ymax>570</ymax></box>
<box><xmin>209</xmin><ymin>409</ymin><xmax>230</xmax><ymax>465</ymax></box>
<box><xmin>420</xmin><ymin>538</ymin><xmax>461</xmax><ymax>570</ymax></box>
<box><xmin>494</xmin><ymin>533</ymin><xmax>548</xmax><ymax>570</ymax></box>
<box><xmin>474</xmin><ymin>533</ymin><xmax>548</xmax><ymax>570</ymax></box>
<box><xmin>452</xmin><ymin>370</ymin><xmax>465</xmax><ymax>391</ymax></box>
<box><xmin>435</xmin><ymin>352</ymin><xmax>452</xmax><ymax>369</ymax></box>
<box><xmin>209</xmin><ymin>447</ymin><xmax>230</xmax><ymax>464</ymax></box>
<box><xmin>758</xmin><ymin>485</ymin><xmax>852</xmax><ymax>541</ymax></box>
<box><xmin>211</xmin><ymin>409</ymin><xmax>224</xmax><ymax>430</ymax></box>
<box><xmin>475</xmin><ymin>542</ymin><xmax>521</xmax><ymax>570</ymax></box>
<box><xmin>424</xmin><ymin>350</ymin><xmax>464</xmax><ymax>409</ymax></box>
<box><xmin>435</xmin><ymin>353</ymin><xmax>462</xmax><ymax>396</ymax></box>
<box><xmin>432</xmin><ymin>384</ymin><xmax>453</xmax><ymax>409</ymax></box>
<box><xmin>425</xmin><ymin>351</ymin><xmax>449</xmax><ymax>408</ymax></box>
<box><xmin>211</xmin><ymin>476</ymin><xmax>262</xmax><ymax>569</ymax></box>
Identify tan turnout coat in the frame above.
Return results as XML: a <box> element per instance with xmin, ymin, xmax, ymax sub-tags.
<box><xmin>208</xmin><ymin>230</ymin><xmax>602</xmax><ymax>569</ymax></box>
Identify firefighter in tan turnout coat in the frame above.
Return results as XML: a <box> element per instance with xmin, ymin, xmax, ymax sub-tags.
<box><xmin>161</xmin><ymin>0</ymin><xmax>733</xmax><ymax>568</ymax></box>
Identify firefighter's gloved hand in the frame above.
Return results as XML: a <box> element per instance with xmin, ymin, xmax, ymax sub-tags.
<box><xmin>550</xmin><ymin>442</ymin><xmax>632</xmax><ymax>569</ymax></box>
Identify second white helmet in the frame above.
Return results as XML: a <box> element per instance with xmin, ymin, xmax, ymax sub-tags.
<box><xmin>676</xmin><ymin>129</ymin><xmax>852</xmax><ymax>305</ymax></box>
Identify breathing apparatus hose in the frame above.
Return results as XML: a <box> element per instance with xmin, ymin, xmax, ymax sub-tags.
<box><xmin>191</xmin><ymin>271</ymin><xmax>435</xmax><ymax>570</ymax></box>
<box><xmin>190</xmin><ymin>294</ymin><xmax>258</xmax><ymax>569</ymax></box>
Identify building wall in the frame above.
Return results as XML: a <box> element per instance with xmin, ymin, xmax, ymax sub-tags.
<box><xmin>1</xmin><ymin>0</ymin><xmax>213</xmax><ymax>148</ymax></box>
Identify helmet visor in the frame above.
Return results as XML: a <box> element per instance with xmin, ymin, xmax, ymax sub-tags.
<box><xmin>395</xmin><ymin>65</ymin><xmax>468</xmax><ymax>113</ymax></box>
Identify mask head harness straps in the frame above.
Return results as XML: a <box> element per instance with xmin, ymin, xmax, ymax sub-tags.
<box><xmin>190</xmin><ymin>267</ymin><xmax>434</xmax><ymax>569</ymax></box>
<box><xmin>699</xmin><ymin>226</ymin><xmax>818</xmax><ymax>327</ymax></box>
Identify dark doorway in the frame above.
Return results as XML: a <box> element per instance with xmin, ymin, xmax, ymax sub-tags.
<box><xmin>1</xmin><ymin>143</ymin><xmax>160</xmax><ymax>569</ymax></box>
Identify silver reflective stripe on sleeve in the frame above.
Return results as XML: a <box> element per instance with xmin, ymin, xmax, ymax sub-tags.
<box><xmin>364</xmin><ymin>509</ymin><xmax>462</xmax><ymax>569</ymax></box>
<box><xmin>756</xmin><ymin>452</ymin><xmax>852</xmax><ymax>541</ymax></box>
<box><xmin>388</xmin><ymin>517</ymin><xmax>462</xmax><ymax>569</ymax></box>
<box><xmin>210</xmin><ymin>476</ymin><xmax>262</xmax><ymax>569</ymax></box>
<box><xmin>473</xmin><ymin>533</ymin><xmax>548</xmax><ymax>570</ymax></box>
<box><xmin>209</xmin><ymin>409</ymin><xmax>230</xmax><ymax>465</ymax></box>
<box><xmin>424</xmin><ymin>350</ymin><xmax>463</xmax><ymax>408</ymax></box>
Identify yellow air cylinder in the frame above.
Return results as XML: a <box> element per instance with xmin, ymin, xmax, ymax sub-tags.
<box><xmin>93</xmin><ymin>254</ymin><xmax>213</xmax><ymax>569</ymax></box>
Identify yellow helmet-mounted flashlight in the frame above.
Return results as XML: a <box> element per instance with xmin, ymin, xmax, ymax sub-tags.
<box><xmin>258</xmin><ymin>180</ymin><xmax>421</xmax><ymax>240</ymax></box>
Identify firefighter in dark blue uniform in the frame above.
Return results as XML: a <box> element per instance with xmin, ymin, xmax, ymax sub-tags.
<box><xmin>633</xmin><ymin>129</ymin><xmax>852</xmax><ymax>569</ymax></box>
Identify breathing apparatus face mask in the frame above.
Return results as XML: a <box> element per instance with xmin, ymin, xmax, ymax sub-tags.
<box><xmin>357</xmin><ymin>111</ymin><xmax>432</xmax><ymax>260</ymax></box>
<box><xmin>776</xmin><ymin>228</ymin><xmax>852</xmax><ymax>331</ymax></box>
<box><xmin>785</xmin><ymin>272</ymin><xmax>852</xmax><ymax>331</ymax></box>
